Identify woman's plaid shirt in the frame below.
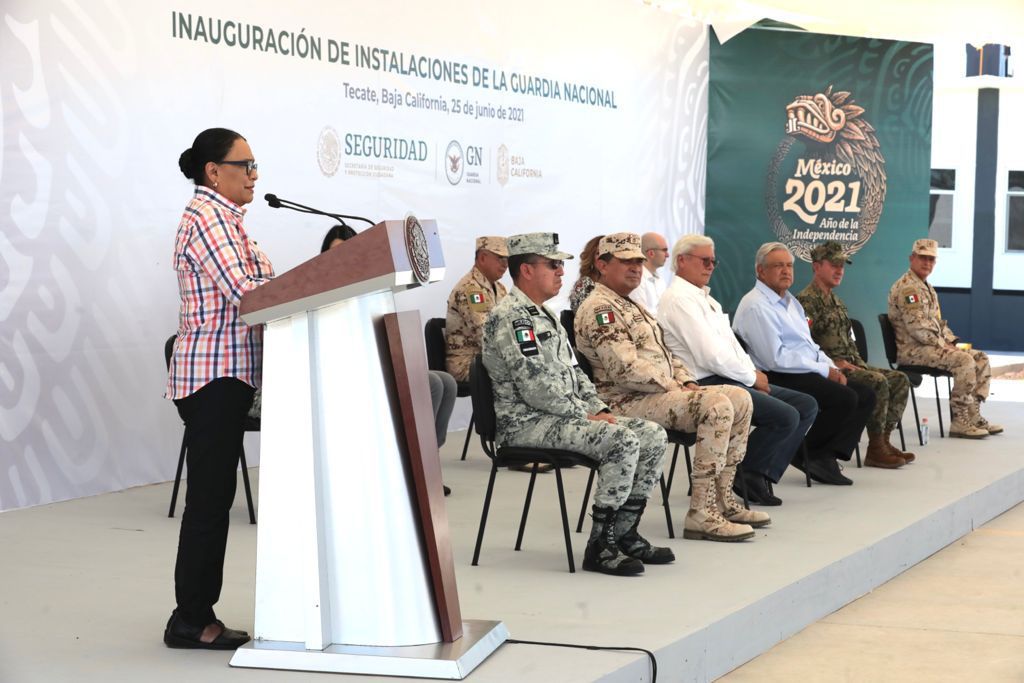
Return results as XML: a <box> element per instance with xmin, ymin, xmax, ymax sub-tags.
<box><xmin>166</xmin><ymin>187</ymin><xmax>275</xmax><ymax>399</ymax></box>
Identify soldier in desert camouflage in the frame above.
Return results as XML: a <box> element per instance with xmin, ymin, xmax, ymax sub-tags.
<box><xmin>887</xmin><ymin>238</ymin><xmax>1002</xmax><ymax>439</ymax></box>
<box><xmin>446</xmin><ymin>236</ymin><xmax>509</xmax><ymax>382</ymax></box>
<box><xmin>482</xmin><ymin>232</ymin><xmax>672</xmax><ymax>576</ymax></box>
<box><xmin>798</xmin><ymin>241</ymin><xmax>913</xmax><ymax>468</ymax></box>
<box><xmin>575</xmin><ymin>233</ymin><xmax>768</xmax><ymax>543</ymax></box>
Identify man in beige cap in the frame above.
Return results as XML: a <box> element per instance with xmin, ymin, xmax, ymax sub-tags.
<box><xmin>575</xmin><ymin>232</ymin><xmax>767</xmax><ymax>543</ymax></box>
<box><xmin>446</xmin><ymin>236</ymin><xmax>509</xmax><ymax>383</ymax></box>
<box><xmin>888</xmin><ymin>238</ymin><xmax>1001</xmax><ymax>438</ymax></box>
<box><xmin>482</xmin><ymin>232</ymin><xmax>672</xmax><ymax>576</ymax></box>
<box><xmin>798</xmin><ymin>241</ymin><xmax>912</xmax><ymax>467</ymax></box>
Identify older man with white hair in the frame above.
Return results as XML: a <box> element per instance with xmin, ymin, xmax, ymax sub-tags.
<box><xmin>732</xmin><ymin>242</ymin><xmax>875</xmax><ymax>486</ymax></box>
<box><xmin>657</xmin><ymin>234</ymin><xmax>817</xmax><ymax>505</ymax></box>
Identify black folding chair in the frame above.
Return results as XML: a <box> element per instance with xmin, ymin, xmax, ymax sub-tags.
<box><xmin>878</xmin><ymin>314</ymin><xmax>952</xmax><ymax>444</ymax></box>
<box><xmin>469</xmin><ymin>355</ymin><xmax>594</xmax><ymax>572</ymax></box>
<box><xmin>164</xmin><ymin>335</ymin><xmax>256</xmax><ymax>524</ymax></box>
<box><xmin>850</xmin><ymin>318</ymin><xmax>907</xmax><ymax>452</ymax></box>
<box><xmin>559</xmin><ymin>309</ymin><xmax>576</xmax><ymax>349</ymax></box>
<box><xmin>424</xmin><ymin>318</ymin><xmax>475</xmax><ymax>460</ymax></box>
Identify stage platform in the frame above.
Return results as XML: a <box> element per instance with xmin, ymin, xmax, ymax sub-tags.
<box><xmin>1</xmin><ymin>399</ymin><xmax>1021</xmax><ymax>683</ymax></box>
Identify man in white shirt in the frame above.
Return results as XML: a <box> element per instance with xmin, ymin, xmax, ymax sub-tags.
<box><xmin>732</xmin><ymin>242</ymin><xmax>876</xmax><ymax>486</ymax></box>
<box><xmin>632</xmin><ymin>232</ymin><xmax>668</xmax><ymax>312</ymax></box>
<box><xmin>658</xmin><ymin>235</ymin><xmax>817</xmax><ymax>504</ymax></box>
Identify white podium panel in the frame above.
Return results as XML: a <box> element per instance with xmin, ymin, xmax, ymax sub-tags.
<box><xmin>251</xmin><ymin>290</ymin><xmax>440</xmax><ymax>649</ymax></box>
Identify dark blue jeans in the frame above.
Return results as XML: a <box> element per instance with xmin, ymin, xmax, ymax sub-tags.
<box><xmin>698</xmin><ymin>375</ymin><xmax>817</xmax><ymax>482</ymax></box>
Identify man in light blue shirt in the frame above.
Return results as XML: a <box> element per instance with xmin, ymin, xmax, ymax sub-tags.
<box><xmin>733</xmin><ymin>242</ymin><xmax>875</xmax><ymax>485</ymax></box>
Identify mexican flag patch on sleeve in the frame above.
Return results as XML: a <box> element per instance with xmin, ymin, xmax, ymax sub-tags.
<box><xmin>468</xmin><ymin>291</ymin><xmax>485</xmax><ymax>305</ymax></box>
<box><xmin>515</xmin><ymin>328</ymin><xmax>536</xmax><ymax>343</ymax></box>
<box><xmin>905</xmin><ymin>294</ymin><xmax>919</xmax><ymax>304</ymax></box>
<box><xmin>596</xmin><ymin>310</ymin><xmax>615</xmax><ymax>325</ymax></box>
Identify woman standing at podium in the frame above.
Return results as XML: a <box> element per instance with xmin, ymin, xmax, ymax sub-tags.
<box><xmin>164</xmin><ymin>128</ymin><xmax>274</xmax><ymax>650</ymax></box>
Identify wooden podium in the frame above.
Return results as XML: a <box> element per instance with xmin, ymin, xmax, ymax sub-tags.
<box><xmin>229</xmin><ymin>217</ymin><xmax>506</xmax><ymax>678</ymax></box>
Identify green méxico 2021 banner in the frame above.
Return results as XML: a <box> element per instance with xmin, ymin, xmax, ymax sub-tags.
<box><xmin>706</xmin><ymin>26</ymin><xmax>932</xmax><ymax>361</ymax></box>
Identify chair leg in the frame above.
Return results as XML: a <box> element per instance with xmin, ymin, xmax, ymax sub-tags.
<box><xmin>855</xmin><ymin>443</ymin><xmax>862</xmax><ymax>468</ymax></box>
<box><xmin>665</xmin><ymin>445</ymin><xmax>681</xmax><ymax>497</ymax></box>
<box><xmin>239</xmin><ymin>447</ymin><xmax>256</xmax><ymax>525</ymax></box>
<box><xmin>683</xmin><ymin>445</ymin><xmax>694</xmax><ymax>496</ymax></box>
<box><xmin>947</xmin><ymin>376</ymin><xmax>953</xmax><ymax>432</ymax></box>
<box><xmin>897</xmin><ymin>418</ymin><xmax>907</xmax><ymax>452</ymax></box>
<box><xmin>575</xmin><ymin>468</ymin><xmax>596</xmax><ymax>533</ymax></box>
<box><xmin>736</xmin><ymin>466</ymin><xmax>750</xmax><ymax>509</ymax></box>
<box><xmin>472</xmin><ymin>461</ymin><xmax>499</xmax><ymax>566</ymax></box>
<box><xmin>515</xmin><ymin>465</ymin><xmax>539</xmax><ymax>551</ymax></box>
<box><xmin>553</xmin><ymin>468</ymin><xmax>576</xmax><ymax>573</ymax></box>
<box><xmin>168</xmin><ymin>430</ymin><xmax>188</xmax><ymax>518</ymax></box>
<box><xmin>908</xmin><ymin>386</ymin><xmax>923</xmax><ymax>445</ymax></box>
<box><xmin>659</xmin><ymin>473</ymin><xmax>675</xmax><ymax>539</ymax></box>
<box><xmin>933</xmin><ymin>376</ymin><xmax>945</xmax><ymax>438</ymax></box>
<box><xmin>801</xmin><ymin>441</ymin><xmax>812</xmax><ymax>488</ymax></box>
<box><xmin>460</xmin><ymin>412</ymin><xmax>476</xmax><ymax>461</ymax></box>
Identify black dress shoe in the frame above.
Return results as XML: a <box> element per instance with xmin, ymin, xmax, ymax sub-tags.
<box><xmin>736</xmin><ymin>472</ymin><xmax>782</xmax><ymax>506</ymax></box>
<box><xmin>164</xmin><ymin>612</ymin><xmax>251</xmax><ymax>650</ymax></box>
<box><xmin>806</xmin><ymin>456</ymin><xmax>853</xmax><ymax>485</ymax></box>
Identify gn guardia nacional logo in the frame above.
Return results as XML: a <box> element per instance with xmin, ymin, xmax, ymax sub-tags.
<box><xmin>765</xmin><ymin>85</ymin><xmax>886</xmax><ymax>262</ymax></box>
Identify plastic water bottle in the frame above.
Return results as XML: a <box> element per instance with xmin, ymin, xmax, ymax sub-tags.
<box><xmin>920</xmin><ymin>417</ymin><xmax>930</xmax><ymax>445</ymax></box>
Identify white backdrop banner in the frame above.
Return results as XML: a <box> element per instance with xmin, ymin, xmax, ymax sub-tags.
<box><xmin>0</xmin><ymin>0</ymin><xmax>708</xmax><ymax>511</ymax></box>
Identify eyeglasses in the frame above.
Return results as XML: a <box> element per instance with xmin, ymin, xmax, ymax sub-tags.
<box><xmin>527</xmin><ymin>259</ymin><xmax>564</xmax><ymax>270</ymax></box>
<box><xmin>685</xmin><ymin>254</ymin><xmax>719</xmax><ymax>268</ymax></box>
<box><xmin>219</xmin><ymin>159</ymin><xmax>258</xmax><ymax>176</ymax></box>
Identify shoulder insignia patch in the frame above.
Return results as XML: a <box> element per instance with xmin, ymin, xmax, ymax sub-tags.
<box><xmin>512</xmin><ymin>318</ymin><xmax>538</xmax><ymax>356</ymax></box>
<box><xmin>526</xmin><ymin>305</ymin><xmax>540</xmax><ymax>316</ymax></box>
<box><xmin>904</xmin><ymin>293</ymin><xmax>919</xmax><ymax>305</ymax></box>
<box><xmin>468</xmin><ymin>291</ymin><xmax>486</xmax><ymax>305</ymax></box>
<box><xmin>595</xmin><ymin>310</ymin><xmax>615</xmax><ymax>325</ymax></box>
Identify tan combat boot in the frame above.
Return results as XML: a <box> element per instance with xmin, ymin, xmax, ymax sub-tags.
<box><xmin>951</xmin><ymin>403</ymin><xmax>989</xmax><ymax>439</ymax></box>
<box><xmin>716</xmin><ymin>466</ymin><xmax>770</xmax><ymax>528</ymax></box>
<box><xmin>864</xmin><ymin>432</ymin><xmax>905</xmax><ymax>468</ymax></box>
<box><xmin>974</xmin><ymin>401</ymin><xmax>1004</xmax><ymax>435</ymax></box>
<box><xmin>883</xmin><ymin>430</ymin><xmax>915</xmax><ymax>463</ymax></box>
<box><xmin>683</xmin><ymin>475</ymin><xmax>755</xmax><ymax>542</ymax></box>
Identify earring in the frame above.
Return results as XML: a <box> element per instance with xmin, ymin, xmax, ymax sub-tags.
<box><xmin>214</xmin><ymin>181</ymin><xmax>218</xmax><ymax>187</ymax></box>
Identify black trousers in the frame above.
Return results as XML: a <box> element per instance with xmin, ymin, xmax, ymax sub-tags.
<box><xmin>765</xmin><ymin>372</ymin><xmax>875</xmax><ymax>462</ymax></box>
<box><xmin>172</xmin><ymin>377</ymin><xmax>254</xmax><ymax>627</ymax></box>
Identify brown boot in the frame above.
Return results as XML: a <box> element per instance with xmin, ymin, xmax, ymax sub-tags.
<box><xmin>883</xmin><ymin>430</ymin><xmax>915</xmax><ymax>463</ymax></box>
<box><xmin>864</xmin><ymin>432</ymin><xmax>904</xmax><ymax>469</ymax></box>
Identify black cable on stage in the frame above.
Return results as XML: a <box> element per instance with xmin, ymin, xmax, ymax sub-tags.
<box><xmin>505</xmin><ymin>637</ymin><xmax>658</xmax><ymax>682</ymax></box>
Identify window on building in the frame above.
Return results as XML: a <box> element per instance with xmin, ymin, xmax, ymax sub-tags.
<box><xmin>929</xmin><ymin>169</ymin><xmax>955</xmax><ymax>248</ymax></box>
<box><xmin>1008</xmin><ymin>171</ymin><xmax>1024</xmax><ymax>251</ymax></box>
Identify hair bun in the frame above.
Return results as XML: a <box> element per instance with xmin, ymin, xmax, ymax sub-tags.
<box><xmin>178</xmin><ymin>148</ymin><xmax>195</xmax><ymax>180</ymax></box>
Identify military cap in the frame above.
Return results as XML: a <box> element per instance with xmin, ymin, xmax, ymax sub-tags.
<box><xmin>598</xmin><ymin>232</ymin><xmax>646</xmax><ymax>260</ymax></box>
<box><xmin>475</xmin><ymin>236</ymin><xmax>509</xmax><ymax>257</ymax></box>
<box><xmin>809</xmin><ymin>241</ymin><xmax>852</xmax><ymax>264</ymax></box>
<box><xmin>506</xmin><ymin>232</ymin><xmax>574</xmax><ymax>260</ymax></box>
<box><xmin>911</xmin><ymin>238</ymin><xmax>938</xmax><ymax>257</ymax></box>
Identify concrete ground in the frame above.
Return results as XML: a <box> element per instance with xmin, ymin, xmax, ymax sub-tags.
<box><xmin>721</xmin><ymin>498</ymin><xmax>1024</xmax><ymax>682</ymax></box>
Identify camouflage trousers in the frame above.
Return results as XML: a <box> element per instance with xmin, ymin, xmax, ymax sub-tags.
<box><xmin>445</xmin><ymin>353</ymin><xmax>472</xmax><ymax>383</ymax></box>
<box><xmin>499</xmin><ymin>415</ymin><xmax>666</xmax><ymax>509</ymax></box>
<box><xmin>899</xmin><ymin>346</ymin><xmax>990</xmax><ymax>419</ymax></box>
<box><xmin>611</xmin><ymin>384</ymin><xmax>752</xmax><ymax>479</ymax></box>
<box><xmin>845</xmin><ymin>365</ymin><xmax>910</xmax><ymax>434</ymax></box>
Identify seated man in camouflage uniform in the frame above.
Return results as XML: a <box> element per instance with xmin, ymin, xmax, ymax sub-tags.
<box><xmin>575</xmin><ymin>233</ymin><xmax>767</xmax><ymax>543</ymax></box>
<box><xmin>483</xmin><ymin>232</ymin><xmax>672</xmax><ymax>576</ymax></box>
<box><xmin>888</xmin><ymin>238</ymin><xmax>1002</xmax><ymax>438</ymax></box>
<box><xmin>797</xmin><ymin>241</ymin><xmax>913</xmax><ymax>468</ymax></box>
<box><xmin>446</xmin><ymin>236</ymin><xmax>509</xmax><ymax>382</ymax></box>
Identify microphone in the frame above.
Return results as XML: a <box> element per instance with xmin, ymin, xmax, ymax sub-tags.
<box><xmin>264</xmin><ymin>193</ymin><xmax>376</xmax><ymax>227</ymax></box>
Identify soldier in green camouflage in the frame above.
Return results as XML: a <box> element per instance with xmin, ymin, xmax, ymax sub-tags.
<box><xmin>482</xmin><ymin>232</ymin><xmax>672</xmax><ymax>576</ymax></box>
<box><xmin>576</xmin><ymin>233</ymin><xmax>767</xmax><ymax>543</ymax></box>
<box><xmin>797</xmin><ymin>242</ymin><xmax>912</xmax><ymax>468</ymax></box>
<box><xmin>887</xmin><ymin>239</ymin><xmax>1001</xmax><ymax>438</ymax></box>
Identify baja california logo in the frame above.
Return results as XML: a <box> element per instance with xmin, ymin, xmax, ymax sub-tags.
<box><xmin>765</xmin><ymin>85</ymin><xmax>886</xmax><ymax>261</ymax></box>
